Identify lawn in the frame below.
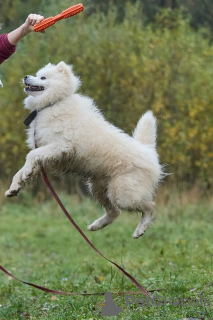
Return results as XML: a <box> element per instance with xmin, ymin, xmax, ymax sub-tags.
<box><xmin>0</xmin><ymin>183</ymin><xmax>213</xmax><ymax>319</ymax></box>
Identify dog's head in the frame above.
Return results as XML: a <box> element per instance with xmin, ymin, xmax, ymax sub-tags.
<box><xmin>23</xmin><ymin>61</ymin><xmax>81</xmax><ymax>105</ymax></box>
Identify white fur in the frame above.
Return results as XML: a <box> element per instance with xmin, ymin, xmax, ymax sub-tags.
<box><xmin>5</xmin><ymin>61</ymin><xmax>163</xmax><ymax>238</ymax></box>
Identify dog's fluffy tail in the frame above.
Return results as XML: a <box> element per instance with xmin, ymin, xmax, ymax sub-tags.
<box><xmin>133</xmin><ymin>110</ymin><xmax>157</xmax><ymax>147</ymax></box>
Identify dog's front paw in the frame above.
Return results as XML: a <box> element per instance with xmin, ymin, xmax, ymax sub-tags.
<box><xmin>5</xmin><ymin>180</ymin><xmax>22</xmax><ymax>197</ymax></box>
<box><xmin>5</xmin><ymin>187</ymin><xmax>20</xmax><ymax>197</ymax></box>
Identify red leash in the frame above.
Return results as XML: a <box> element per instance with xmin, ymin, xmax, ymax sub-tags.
<box><xmin>40</xmin><ymin>167</ymin><xmax>152</xmax><ymax>298</ymax></box>
<box><xmin>1</xmin><ymin>143</ymin><xmax>152</xmax><ymax>298</ymax></box>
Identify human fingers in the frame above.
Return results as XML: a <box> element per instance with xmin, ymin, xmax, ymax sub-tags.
<box><xmin>26</xmin><ymin>14</ymin><xmax>44</xmax><ymax>30</ymax></box>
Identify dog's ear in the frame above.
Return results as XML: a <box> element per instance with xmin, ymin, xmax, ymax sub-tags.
<box><xmin>57</xmin><ymin>61</ymin><xmax>81</xmax><ymax>92</ymax></box>
<box><xmin>57</xmin><ymin>61</ymin><xmax>70</xmax><ymax>74</ymax></box>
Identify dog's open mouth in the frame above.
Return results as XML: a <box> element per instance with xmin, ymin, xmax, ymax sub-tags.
<box><xmin>25</xmin><ymin>84</ymin><xmax>44</xmax><ymax>92</ymax></box>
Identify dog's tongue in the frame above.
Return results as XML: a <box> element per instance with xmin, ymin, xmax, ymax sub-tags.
<box><xmin>26</xmin><ymin>85</ymin><xmax>44</xmax><ymax>91</ymax></box>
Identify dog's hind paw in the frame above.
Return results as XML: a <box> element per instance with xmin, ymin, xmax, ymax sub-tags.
<box><xmin>133</xmin><ymin>215</ymin><xmax>155</xmax><ymax>239</ymax></box>
<box><xmin>132</xmin><ymin>229</ymin><xmax>146</xmax><ymax>239</ymax></box>
<box><xmin>87</xmin><ymin>215</ymin><xmax>112</xmax><ymax>231</ymax></box>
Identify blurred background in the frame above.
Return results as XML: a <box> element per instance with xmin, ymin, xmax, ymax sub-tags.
<box><xmin>0</xmin><ymin>0</ymin><xmax>213</xmax><ymax>197</ymax></box>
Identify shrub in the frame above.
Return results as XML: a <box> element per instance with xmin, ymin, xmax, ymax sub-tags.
<box><xmin>1</xmin><ymin>3</ymin><xmax>212</xmax><ymax>185</ymax></box>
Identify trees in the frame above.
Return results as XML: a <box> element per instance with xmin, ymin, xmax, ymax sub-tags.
<box><xmin>1</xmin><ymin>0</ymin><xmax>212</xmax><ymax>33</ymax></box>
<box><xmin>0</xmin><ymin>0</ymin><xmax>42</xmax><ymax>31</ymax></box>
<box><xmin>1</xmin><ymin>3</ymin><xmax>213</xmax><ymax>184</ymax></box>
<box><xmin>85</xmin><ymin>0</ymin><xmax>213</xmax><ymax>32</ymax></box>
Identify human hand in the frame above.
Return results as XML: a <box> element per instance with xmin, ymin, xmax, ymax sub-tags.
<box><xmin>7</xmin><ymin>14</ymin><xmax>45</xmax><ymax>46</ymax></box>
<box><xmin>24</xmin><ymin>14</ymin><xmax>44</xmax><ymax>33</ymax></box>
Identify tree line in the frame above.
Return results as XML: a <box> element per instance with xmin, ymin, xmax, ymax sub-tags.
<box><xmin>1</xmin><ymin>0</ymin><xmax>213</xmax><ymax>35</ymax></box>
<box><xmin>0</xmin><ymin>1</ymin><xmax>213</xmax><ymax>186</ymax></box>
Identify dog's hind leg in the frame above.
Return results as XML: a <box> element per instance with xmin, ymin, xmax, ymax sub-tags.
<box><xmin>132</xmin><ymin>202</ymin><xmax>155</xmax><ymax>239</ymax></box>
<box><xmin>87</xmin><ymin>205</ymin><xmax>120</xmax><ymax>231</ymax></box>
<box><xmin>107</xmin><ymin>174</ymin><xmax>156</xmax><ymax>238</ymax></box>
<box><xmin>87</xmin><ymin>179</ymin><xmax>120</xmax><ymax>231</ymax></box>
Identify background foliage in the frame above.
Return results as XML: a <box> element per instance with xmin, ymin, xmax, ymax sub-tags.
<box><xmin>0</xmin><ymin>0</ymin><xmax>213</xmax><ymax>185</ymax></box>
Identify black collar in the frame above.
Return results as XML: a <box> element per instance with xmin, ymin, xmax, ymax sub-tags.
<box><xmin>23</xmin><ymin>103</ymin><xmax>54</xmax><ymax>127</ymax></box>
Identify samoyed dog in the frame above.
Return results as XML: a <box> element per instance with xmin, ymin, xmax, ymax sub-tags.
<box><xmin>5</xmin><ymin>61</ymin><xmax>163</xmax><ymax>238</ymax></box>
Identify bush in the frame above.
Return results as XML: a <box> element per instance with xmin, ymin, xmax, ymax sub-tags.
<box><xmin>1</xmin><ymin>3</ymin><xmax>213</xmax><ymax>185</ymax></box>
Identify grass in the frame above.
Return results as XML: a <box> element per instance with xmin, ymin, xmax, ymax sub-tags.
<box><xmin>0</xmin><ymin>183</ymin><xmax>213</xmax><ymax>319</ymax></box>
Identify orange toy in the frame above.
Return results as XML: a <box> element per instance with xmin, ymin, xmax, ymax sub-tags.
<box><xmin>33</xmin><ymin>3</ymin><xmax>84</xmax><ymax>32</ymax></box>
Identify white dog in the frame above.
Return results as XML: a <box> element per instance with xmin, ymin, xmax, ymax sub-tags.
<box><xmin>5</xmin><ymin>61</ymin><xmax>163</xmax><ymax>238</ymax></box>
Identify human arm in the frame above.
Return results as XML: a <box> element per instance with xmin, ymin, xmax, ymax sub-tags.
<box><xmin>7</xmin><ymin>14</ymin><xmax>44</xmax><ymax>45</ymax></box>
<box><xmin>0</xmin><ymin>14</ymin><xmax>44</xmax><ymax>64</ymax></box>
<box><xmin>0</xmin><ymin>33</ymin><xmax>16</xmax><ymax>64</ymax></box>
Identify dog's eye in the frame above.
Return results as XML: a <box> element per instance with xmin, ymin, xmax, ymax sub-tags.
<box><xmin>41</xmin><ymin>77</ymin><xmax>46</xmax><ymax>80</ymax></box>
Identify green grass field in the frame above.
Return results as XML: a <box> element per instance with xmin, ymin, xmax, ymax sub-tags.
<box><xmin>0</xmin><ymin>185</ymin><xmax>213</xmax><ymax>319</ymax></box>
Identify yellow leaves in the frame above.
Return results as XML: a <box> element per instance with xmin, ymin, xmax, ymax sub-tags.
<box><xmin>11</xmin><ymin>144</ymin><xmax>20</xmax><ymax>155</ymax></box>
<box><xmin>0</xmin><ymin>3</ymin><xmax>213</xmax><ymax>184</ymax></box>
<box><xmin>207</xmin><ymin>152</ymin><xmax>213</xmax><ymax>158</ymax></box>
<box><xmin>169</xmin><ymin>127</ymin><xmax>178</xmax><ymax>139</ymax></box>
<box><xmin>188</xmin><ymin>108</ymin><xmax>197</xmax><ymax>118</ymax></box>
<box><xmin>97</xmin><ymin>276</ymin><xmax>103</xmax><ymax>282</ymax></box>
<box><xmin>95</xmin><ymin>275</ymin><xmax>104</xmax><ymax>283</ymax></box>
<box><xmin>188</xmin><ymin>98</ymin><xmax>206</xmax><ymax>119</ymax></box>
<box><xmin>188</xmin><ymin>129</ymin><xmax>197</xmax><ymax>140</ymax></box>
<box><xmin>129</xmin><ymin>52</ymin><xmax>138</xmax><ymax>66</ymax></box>
<box><xmin>200</xmin><ymin>144</ymin><xmax>208</xmax><ymax>153</ymax></box>
<box><xmin>175</xmin><ymin>238</ymin><xmax>188</xmax><ymax>246</ymax></box>
<box><xmin>153</xmin><ymin>100</ymin><xmax>164</xmax><ymax>113</ymax></box>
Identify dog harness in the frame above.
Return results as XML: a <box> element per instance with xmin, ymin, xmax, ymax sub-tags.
<box><xmin>23</xmin><ymin>103</ymin><xmax>54</xmax><ymax>127</ymax></box>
